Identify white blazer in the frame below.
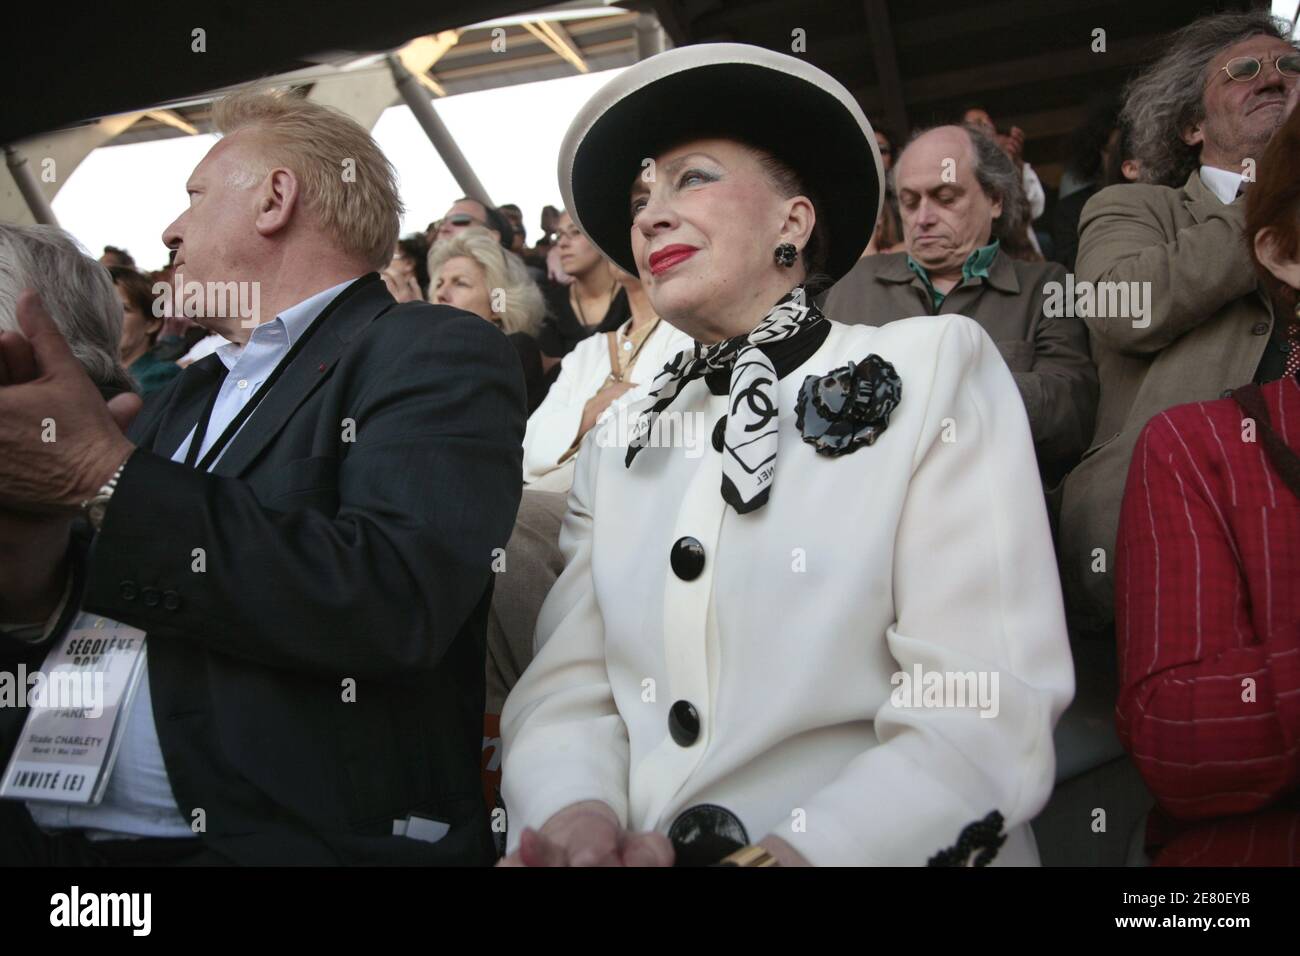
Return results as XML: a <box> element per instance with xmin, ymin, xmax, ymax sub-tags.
<box><xmin>522</xmin><ymin>318</ymin><xmax>695</xmax><ymax>490</ymax></box>
<box><xmin>501</xmin><ymin>314</ymin><xmax>1075</xmax><ymax>866</ymax></box>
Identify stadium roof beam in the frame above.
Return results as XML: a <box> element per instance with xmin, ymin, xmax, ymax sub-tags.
<box><xmin>4</xmin><ymin>146</ymin><xmax>59</xmax><ymax>225</ymax></box>
<box><xmin>398</xmin><ymin>29</ymin><xmax>461</xmax><ymax>96</ymax></box>
<box><xmin>521</xmin><ymin>19</ymin><xmax>590</xmax><ymax>72</ymax></box>
<box><xmin>386</xmin><ymin>54</ymin><xmax>494</xmax><ymax>208</ymax></box>
<box><xmin>144</xmin><ymin>110</ymin><xmax>199</xmax><ymax>135</ymax></box>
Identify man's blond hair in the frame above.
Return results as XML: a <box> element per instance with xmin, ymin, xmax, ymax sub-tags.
<box><xmin>212</xmin><ymin>90</ymin><xmax>402</xmax><ymax>270</ymax></box>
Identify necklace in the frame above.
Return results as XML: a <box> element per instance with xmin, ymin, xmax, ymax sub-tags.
<box><xmin>571</xmin><ymin>277</ymin><xmax>617</xmax><ymax>329</ymax></box>
<box><xmin>604</xmin><ymin>316</ymin><xmax>661</xmax><ymax>386</ymax></box>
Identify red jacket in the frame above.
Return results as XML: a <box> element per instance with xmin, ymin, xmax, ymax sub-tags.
<box><xmin>1116</xmin><ymin>375</ymin><xmax>1300</xmax><ymax>866</ymax></box>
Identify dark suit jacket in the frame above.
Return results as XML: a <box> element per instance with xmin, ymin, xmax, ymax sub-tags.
<box><xmin>1048</xmin><ymin>184</ymin><xmax>1099</xmax><ymax>273</ymax></box>
<box><xmin>822</xmin><ymin>250</ymin><xmax>1098</xmax><ymax>492</ymax></box>
<box><xmin>1</xmin><ymin>273</ymin><xmax>526</xmax><ymax>865</ymax></box>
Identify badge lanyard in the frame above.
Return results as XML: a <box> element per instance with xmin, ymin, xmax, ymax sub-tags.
<box><xmin>182</xmin><ymin>271</ymin><xmax>380</xmax><ymax>471</ymax></box>
<box><xmin>183</xmin><ymin>303</ymin><xmax>330</xmax><ymax>472</ymax></box>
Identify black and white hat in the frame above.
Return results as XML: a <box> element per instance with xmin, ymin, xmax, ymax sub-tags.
<box><xmin>558</xmin><ymin>42</ymin><xmax>883</xmax><ymax>284</ymax></box>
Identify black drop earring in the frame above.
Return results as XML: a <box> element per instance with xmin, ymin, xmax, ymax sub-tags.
<box><xmin>774</xmin><ymin>243</ymin><xmax>798</xmax><ymax>268</ymax></box>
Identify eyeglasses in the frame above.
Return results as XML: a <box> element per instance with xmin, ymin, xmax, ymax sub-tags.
<box><xmin>1220</xmin><ymin>52</ymin><xmax>1300</xmax><ymax>82</ymax></box>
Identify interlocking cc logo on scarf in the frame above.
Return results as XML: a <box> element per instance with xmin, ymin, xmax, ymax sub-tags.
<box><xmin>625</xmin><ymin>285</ymin><xmax>824</xmax><ymax>513</ymax></box>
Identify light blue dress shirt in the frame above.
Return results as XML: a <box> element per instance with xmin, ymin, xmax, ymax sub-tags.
<box><xmin>30</xmin><ymin>279</ymin><xmax>356</xmax><ymax>840</ymax></box>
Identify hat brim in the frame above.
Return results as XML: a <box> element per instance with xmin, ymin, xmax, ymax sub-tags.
<box><xmin>559</xmin><ymin>44</ymin><xmax>882</xmax><ymax>284</ymax></box>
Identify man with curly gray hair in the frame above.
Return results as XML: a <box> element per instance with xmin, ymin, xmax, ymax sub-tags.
<box><xmin>1059</xmin><ymin>10</ymin><xmax>1299</xmax><ymax>639</ymax></box>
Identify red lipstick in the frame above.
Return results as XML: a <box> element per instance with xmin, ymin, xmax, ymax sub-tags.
<box><xmin>648</xmin><ymin>244</ymin><xmax>698</xmax><ymax>276</ymax></box>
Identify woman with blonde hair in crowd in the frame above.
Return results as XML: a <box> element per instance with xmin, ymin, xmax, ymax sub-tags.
<box><xmin>428</xmin><ymin>226</ymin><xmax>548</xmax><ymax>412</ymax></box>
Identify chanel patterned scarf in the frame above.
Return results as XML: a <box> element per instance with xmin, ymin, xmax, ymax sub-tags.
<box><xmin>625</xmin><ymin>285</ymin><xmax>824</xmax><ymax>513</ymax></box>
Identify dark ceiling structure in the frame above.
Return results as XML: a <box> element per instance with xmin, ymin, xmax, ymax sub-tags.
<box><xmin>0</xmin><ymin>0</ymin><xmax>1280</xmax><ymax>189</ymax></box>
<box><xmin>0</xmin><ymin>0</ymin><xmax>540</xmax><ymax>146</ymax></box>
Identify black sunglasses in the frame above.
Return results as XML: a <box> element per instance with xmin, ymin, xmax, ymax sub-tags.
<box><xmin>439</xmin><ymin>213</ymin><xmax>485</xmax><ymax>229</ymax></box>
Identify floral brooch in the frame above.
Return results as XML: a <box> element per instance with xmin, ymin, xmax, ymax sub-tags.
<box><xmin>795</xmin><ymin>353</ymin><xmax>902</xmax><ymax>456</ymax></box>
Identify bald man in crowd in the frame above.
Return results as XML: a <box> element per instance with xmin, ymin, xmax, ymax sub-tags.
<box><xmin>825</xmin><ymin>124</ymin><xmax>1096</xmax><ymax>494</ymax></box>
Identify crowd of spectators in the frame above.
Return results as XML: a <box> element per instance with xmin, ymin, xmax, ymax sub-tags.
<box><xmin>1</xmin><ymin>7</ymin><xmax>1298</xmax><ymax>868</ymax></box>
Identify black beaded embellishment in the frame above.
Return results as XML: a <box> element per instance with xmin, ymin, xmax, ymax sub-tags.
<box><xmin>926</xmin><ymin>811</ymin><xmax>1008</xmax><ymax>867</ymax></box>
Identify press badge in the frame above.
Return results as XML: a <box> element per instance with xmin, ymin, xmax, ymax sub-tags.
<box><xmin>0</xmin><ymin>613</ymin><xmax>147</xmax><ymax>805</ymax></box>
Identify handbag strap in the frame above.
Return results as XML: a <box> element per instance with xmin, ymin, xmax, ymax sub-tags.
<box><xmin>1231</xmin><ymin>383</ymin><xmax>1300</xmax><ymax>500</ymax></box>
<box><xmin>605</xmin><ymin>330</ymin><xmax>621</xmax><ymax>380</ymax></box>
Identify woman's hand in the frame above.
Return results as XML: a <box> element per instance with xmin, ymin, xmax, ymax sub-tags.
<box><xmin>381</xmin><ymin>268</ymin><xmax>423</xmax><ymax>303</ymax></box>
<box><xmin>497</xmin><ymin>800</ymin><xmax>674</xmax><ymax>867</ymax></box>
<box><xmin>578</xmin><ymin>382</ymin><xmax>635</xmax><ymax>440</ymax></box>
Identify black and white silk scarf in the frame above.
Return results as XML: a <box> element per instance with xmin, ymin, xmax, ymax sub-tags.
<box><xmin>625</xmin><ymin>285</ymin><xmax>824</xmax><ymax>514</ymax></box>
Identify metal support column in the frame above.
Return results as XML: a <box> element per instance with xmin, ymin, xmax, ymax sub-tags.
<box><xmin>4</xmin><ymin>146</ymin><xmax>58</xmax><ymax>225</ymax></box>
<box><xmin>386</xmin><ymin>55</ymin><xmax>493</xmax><ymax>208</ymax></box>
<box><xmin>635</xmin><ymin>12</ymin><xmax>666</xmax><ymax>60</ymax></box>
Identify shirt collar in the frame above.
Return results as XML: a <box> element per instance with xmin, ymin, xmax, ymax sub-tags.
<box><xmin>276</xmin><ymin>278</ymin><xmax>357</xmax><ymax>346</ymax></box>
<box><xmin>905</xmin><ymin>240</ymin><xmax>1001</xmax><ymax>308</ymax></box>
<box><xmin>1199</xmin><ymin>165</ymin><xmax>1244</xmax><ymax>205</ymax></box>
<box><xmin>216</xmin><ymin>278</ymin><xmax>357</xmax><ymax>370</ymax></box>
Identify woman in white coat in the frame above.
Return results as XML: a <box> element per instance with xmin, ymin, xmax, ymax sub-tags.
<box><xmin>524</xmin><ymin>263</ymin><xmax>693</xmax><ymax>492</ymax></box>
<box><xmin>500</xmin><ymin>43</ymin><xmax>1075</xmax><ymax>867</ymax></box>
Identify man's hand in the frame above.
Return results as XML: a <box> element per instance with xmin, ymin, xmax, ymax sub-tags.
<box><xmin>496</xmin><ymin>800</ymin><xmax>675</xmax><ymax>867</ymax></box>
<box><xmin>0</xmin><ymin>291</ymin><xmax>139</xmax><ymax>513</ymax></box>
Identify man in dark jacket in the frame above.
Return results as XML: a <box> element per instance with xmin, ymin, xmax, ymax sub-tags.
<box><xmin>0</xmin><ymin>91</ymin><xmax>524</xmax><ymax>866</ymax></box>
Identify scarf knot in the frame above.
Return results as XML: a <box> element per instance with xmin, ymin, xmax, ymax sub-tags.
<box><xmin>625</xmin><ymin>286</ymin><xmax>825</xmax><ymax>513</ymax></box>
